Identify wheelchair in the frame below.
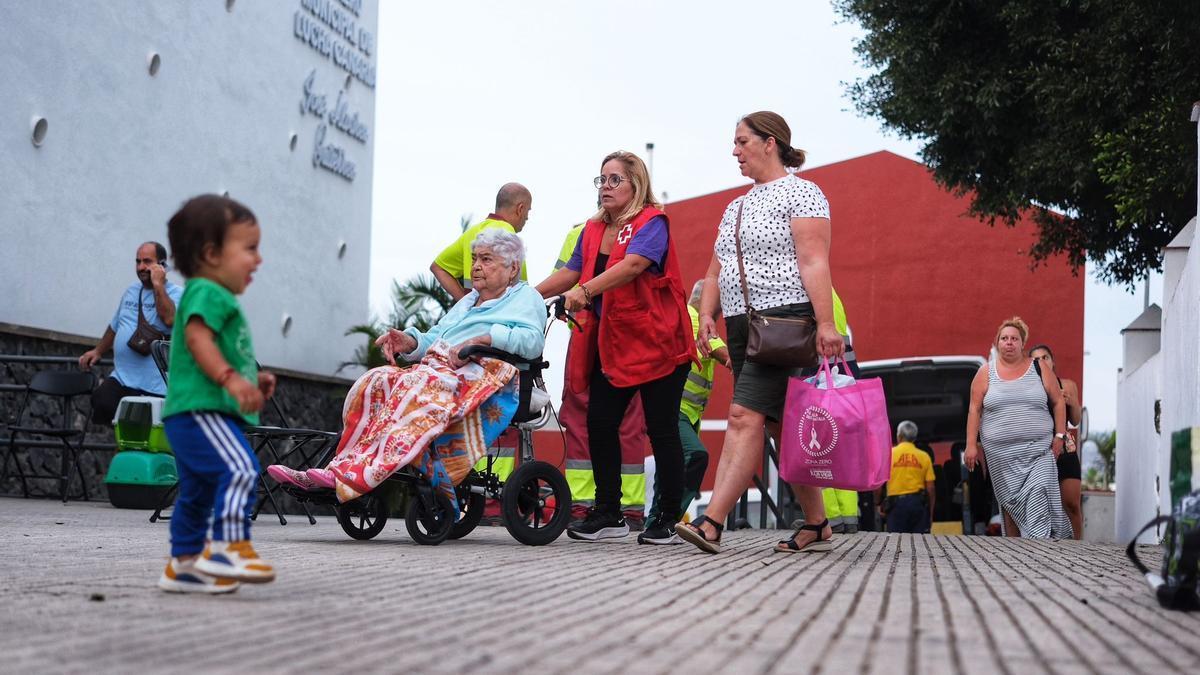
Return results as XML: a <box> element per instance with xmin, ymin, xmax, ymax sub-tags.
<box><xmin>279</xmin><ymin>343</ymin><xmax>572</xmax><ymax>546</ymax></box>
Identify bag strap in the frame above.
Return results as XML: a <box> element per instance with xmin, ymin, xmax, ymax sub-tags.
<box><xmin>819</xmin><ymin>356</ymin><xmax>834</xmax><ymax>383</ymax></box>
<box><xmin>136</xmin><ymin>288</ymin><xmax>151</xmax><ymax>325</ymax></box>
<box><xmin>732</xmin><ymin>200</ymin><xmax>755</xmax><ymax>315</ymax></box>
<box><xmin>835</xmin><ymin>356</ymin><xmax>855</xmax><ymax>381</ymax></box>
<box><xmin>1127</xmin><ymin>515</ymin><xmax>1171</xmax><ymax>578</ymax></box>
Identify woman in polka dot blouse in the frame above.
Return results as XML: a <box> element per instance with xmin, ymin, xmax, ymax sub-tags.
<box><xmin>677</xmin><ymin>111</ymin><xmax>845</xmax><ymax>554</ymax></box>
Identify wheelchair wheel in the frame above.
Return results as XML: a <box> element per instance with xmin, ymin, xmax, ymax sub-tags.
<box><xmin>405</xmin><ymin>490</ymin><xmax>455</xmax><ymax>545</ymax></box>
<box><xmin>501</xmin><ymin>461</ymin><xmax>571</xmax><ymax>546</ymax></box>
<box><xmin>336</xmin><ymin>494</ymin><xmax>388</xmax><ymax>541</ymax></box>
<box><xmin>449</xmin><ymin>489</ymin><xmax>485</xmax><ymax>540</ymax></box>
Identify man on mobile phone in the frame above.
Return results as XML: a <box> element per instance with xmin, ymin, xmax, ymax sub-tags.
<box><xmin>79</xmin><ymin>241</ymin><xmax>182</xmax><ymax>423</ymax></box>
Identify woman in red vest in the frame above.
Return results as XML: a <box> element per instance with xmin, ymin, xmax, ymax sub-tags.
<box><xmin>537</xmin><ymin>151</ymin><xmax>694</xmax><ymax>545</ymax></box>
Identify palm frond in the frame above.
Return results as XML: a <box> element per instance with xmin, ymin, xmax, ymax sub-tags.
<box><xmin>344</xmin><ymin>323</ymin><xmax>383</xmax><ymax>339</ymax></box>
<box><xmin>393</xmin><ymin>274</ymin><xmax>454</xmax><ymax>313</ymax></box>
<box><xmin>343</xmin><ymin>271</ymin><xmax>456</xmax><ymax>373</ymax></box>
<box><xmin>389</xmin><ymin>274</ymin><xmax>454</xmax><ymax>332</ymax></box>
<box><xmin>339</xmin><ymin>321</ymin><xmax>386</xmax><ymax>372</ymax></box>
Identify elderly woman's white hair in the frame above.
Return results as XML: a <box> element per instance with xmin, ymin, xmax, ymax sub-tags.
<box><xmin>471</xmin><ymin>228</ymin><xmax>526</xmax><ymax>269</ymax></box>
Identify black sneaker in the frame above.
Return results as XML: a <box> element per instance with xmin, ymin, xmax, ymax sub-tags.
<box><xmin>566</xmin><ymin>508</ymin><xmax>629</xmax><ymax>541</ymax></box>
<box><xmin>637</xmin><ymin>518</ymin><xmax>681</xmax><ymax>545</ymax></box>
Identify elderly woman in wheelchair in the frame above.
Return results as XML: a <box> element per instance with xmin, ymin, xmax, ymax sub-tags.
<box><xmin>268</xmin><ymin>229</ymin><xmax>570</xmax><ymax>545</ymax></box>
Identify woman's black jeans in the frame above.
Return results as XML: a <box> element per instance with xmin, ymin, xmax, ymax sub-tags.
<box><xmin>587</xmin><ymin>359</ymin><xmax>690</xmax><ymax>522</ymax></box>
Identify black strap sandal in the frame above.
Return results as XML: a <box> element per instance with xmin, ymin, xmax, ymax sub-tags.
<box><xmin>675</xmin><ymin>515</ymin><xmax>724</xmax><ymax>554</ymax></box>
<box><xmin>775</xmin><ymin>518</ymin><xmax>833</xmax><ymax>553</ymax></box>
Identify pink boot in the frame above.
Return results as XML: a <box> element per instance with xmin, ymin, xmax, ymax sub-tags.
<box><xmin>266</xmin><ymin>465</ymin><xmax>317</xmax><ymax>490</ymax></box>
<box><xmin>305</xmin><ymin>468</ymin><xmax>337</xmax><ymax>489</ymax></box>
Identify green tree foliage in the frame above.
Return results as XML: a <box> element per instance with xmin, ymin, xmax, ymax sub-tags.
<box><xmin>836</xmin><ymin>0</ymin><xmax>1200</xmax><ymax>284</ymax></box>
<box><xmin>341</xmin><ymin>273</ymin><xmax>454</xmax><ymax>371</ymax></box>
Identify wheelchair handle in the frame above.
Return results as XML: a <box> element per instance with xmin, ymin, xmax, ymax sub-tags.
<box><xmin>547</xmin><ymin>295</ymin><xmax>582</xmax><ymax>332</ymax></box>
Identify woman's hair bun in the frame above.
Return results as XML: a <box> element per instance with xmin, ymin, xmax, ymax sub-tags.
<box><xmin>782</xmin><ymin>145</ymin><xmax>806</xmax><ymax>169</ymax></box>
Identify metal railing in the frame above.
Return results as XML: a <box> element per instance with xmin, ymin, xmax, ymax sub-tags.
<box><xmin>728</xmin><ymin>431</ymin><xmax>798</xmax><ymax>530</ymax></box>
<box><xmin>1</xmin><ymin>354</ymin><xmax>112</xmax><ymax>392</ymax></box>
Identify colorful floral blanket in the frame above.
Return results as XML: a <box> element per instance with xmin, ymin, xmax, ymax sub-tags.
<box><xmin>328</xmin><ymin>341</ymin><xmax>518</xmax><ymax>508</ymax></box>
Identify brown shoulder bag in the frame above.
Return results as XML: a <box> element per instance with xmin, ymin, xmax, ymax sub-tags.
<box><xmin>127</xmin><ymin>290</ymin><xmax>169</xmax><ymax>356</ymax></box>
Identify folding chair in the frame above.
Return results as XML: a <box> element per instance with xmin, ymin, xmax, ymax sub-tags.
<box><xmin>1</xmin><ymin>369</ymin><xmax>97</xmax><ymax>503</ymax></box>
<box><xmin>147</xmin><ymin>340</ymin><xmax>337</xmax><ymax>525</ymax></box>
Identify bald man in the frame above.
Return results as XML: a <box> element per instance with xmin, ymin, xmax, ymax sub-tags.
<box><xmin>431</xmin><ymin>182</ymin><xmax>532</xmax><ymax>300</ymax></box>
<box><xmin>79</xmin><ymin>241</ymin><xmax>182</xmax><ymax>424</ymax></box>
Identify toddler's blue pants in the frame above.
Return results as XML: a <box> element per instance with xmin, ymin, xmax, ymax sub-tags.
<box><xmin>163</xmin><ymin>411</ymin><xmax>260</xmax><ymax>557</ymax></box>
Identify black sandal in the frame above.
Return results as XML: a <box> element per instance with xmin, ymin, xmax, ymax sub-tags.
<box><xmin>775</xmin><ymin>518</ymin><xmax>833</xmax><ymax>553</ymax></box>
<box><xmin>675</xmin><ymin>515</ymin><xmax>724</xmax><ymax>554</ymax></box>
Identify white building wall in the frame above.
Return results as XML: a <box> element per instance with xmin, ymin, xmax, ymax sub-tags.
<box><xmin>0</xmin><ymin>1</ymin><xmax>378</xmax><ymax>377</ymax></box>
<box><xmin>1121</xmin><ymin>326</ymin><xmax>1161</xmax><ymax>374</ymax></box>
<box><xmin>1115</xmin><ymin>352</ymin><xmax>1163</xmax><ymax>543</ymax></box>
<box><xmin>1159</xmin><ymin>223</ymin><xmax>1200</xmax><ymax>499</ymax></box>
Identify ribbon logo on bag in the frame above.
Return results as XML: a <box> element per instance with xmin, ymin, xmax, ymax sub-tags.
<box><xmin>798</xmin><ymin>406</ymin><xmax>838</xmax><ymax>458</ymax></box>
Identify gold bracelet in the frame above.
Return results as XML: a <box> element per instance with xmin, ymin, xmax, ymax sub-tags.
<box><xmin>580</xmin><ymin>285</ymin><xmax>592</xmax><ymax>303</ymax></box>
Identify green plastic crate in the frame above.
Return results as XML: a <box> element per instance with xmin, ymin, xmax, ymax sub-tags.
<box><xmin>113</xmin><ymin>396</ymin><xmax>171</xmax><ymax>453</ymax></box>
<box><xmin>105</xmin><ymin>450</ymin><xmax>178</xmax><ymax>509</ymax></box>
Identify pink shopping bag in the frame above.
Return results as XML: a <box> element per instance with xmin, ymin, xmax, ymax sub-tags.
<box><xmin>780</xmin><ymin>358</ymin><xmax>892</xmax><ymax>490</ymax></box>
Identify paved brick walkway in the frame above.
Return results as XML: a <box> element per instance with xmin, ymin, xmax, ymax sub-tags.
<box><xmin>0</xmin><ymin>497</ymin><xmax>1196</xmax><ymax>674</ymax></box>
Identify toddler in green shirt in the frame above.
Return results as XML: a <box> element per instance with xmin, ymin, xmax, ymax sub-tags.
<box><xmin>157</xmin><ymin>194</ymin><xmax>277</xmax><ymax>594</ymax></box>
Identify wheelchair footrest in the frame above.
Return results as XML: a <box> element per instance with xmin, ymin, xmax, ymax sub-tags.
<box><xmin>279</xmin><ymin>484</ymin><xmax>340</xmax><ymax>506</ymax></box>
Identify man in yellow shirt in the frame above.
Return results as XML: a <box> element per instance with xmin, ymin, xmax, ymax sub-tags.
<box><xmin>430</xmin><ymin>183</ymin><xmax>532</xmax><ymax>300</ymax></box>
<box><xmin>429</xmin><ymin>183</ymin><xmax>531</xmax><ymax>502</ymax></box>
<box><xmin>878</xmin><ymin>420</ymin><xmax>935</xmax><ymax>533</ymax></box>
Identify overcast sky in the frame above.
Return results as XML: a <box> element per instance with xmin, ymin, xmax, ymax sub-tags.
<box><xmin>368</xmin><ymin>0</ymin><xmax>1164</xmax><ymax>433</ymax></box>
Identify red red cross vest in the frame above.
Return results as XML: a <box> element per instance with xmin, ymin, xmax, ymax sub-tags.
<box><xmin>567</xmin><ymin>206</ymin><xmax>694</xmax><ymax>391</ymax></box>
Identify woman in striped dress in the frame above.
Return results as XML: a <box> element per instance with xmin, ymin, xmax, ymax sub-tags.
<box><xmin>964</xmin><ymin>317</ymin><xmax>1073</xmax><ymax>538</ymax></box>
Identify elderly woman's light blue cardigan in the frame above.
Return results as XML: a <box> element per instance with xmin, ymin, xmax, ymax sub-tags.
<box><xmin>401</xmin><ymin>282</ymin><xmax>546</xmax><ymax>361</ymax></box>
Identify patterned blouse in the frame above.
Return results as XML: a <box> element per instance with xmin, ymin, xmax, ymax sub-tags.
<box><xmin>715</xmin><ymin>174</ymin><xmax>830</xmax><ymax>317</ymax></box>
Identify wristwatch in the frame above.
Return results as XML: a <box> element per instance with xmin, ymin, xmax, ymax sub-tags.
<box><xmin>1054</xmin><ymin>432</ymin><xmax>1068</xmax><ymax>441</ymax></box>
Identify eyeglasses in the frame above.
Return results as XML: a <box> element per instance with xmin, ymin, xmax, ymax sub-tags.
<box><xmin>593</xmin><ymin>174</ymin><xmax>628</xmax><ymax>189</ymax></box>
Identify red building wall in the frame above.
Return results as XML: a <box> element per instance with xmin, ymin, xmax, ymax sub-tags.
<box><xmin>669</xmin><ymin>150</ymin><xmax>1084</xmax><ymax>424</ymax></box>
<box><xmin>535</xmin><ymin>151</ymin><xmax>1085</xmax><ymax>488</ymax></box>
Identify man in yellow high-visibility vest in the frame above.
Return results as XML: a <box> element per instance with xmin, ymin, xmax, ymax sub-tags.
<box><xmin>551</xmin><ymin>222</ymin><xmax>650</xmax><ymax>522</ymax></box>
<box><xmin>430</xmin><ymin>183</ymin><xmax>532</xmax><ymax>300</ymax></box>
<box><xmin>644</xmin><ymin>280</ymin><xmax>729</xmax><ymax>543</ymax></box>
<box><xmin>429</xmin><ymin>183</ymin><xmax>532</xmax><ymax>490</ymax></box>
<box><xmin>821</xmin><ymin>289</ymin><xmax>863</xmax><ymax>533</ymax></box>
